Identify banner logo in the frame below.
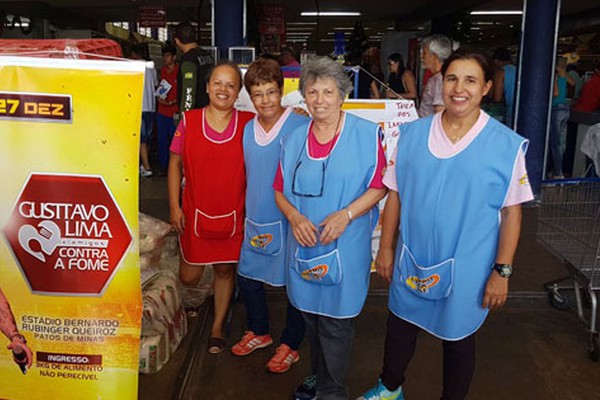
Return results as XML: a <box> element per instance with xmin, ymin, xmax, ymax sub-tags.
<box><xmin>2</xmin><ymin>173</ymin><xmax>132</xmax><ymax>295</ymax></box>
<box><xmin>406</xmin><ymin>274</ymin><xmax>440</xmax><ymax>294</ymax></box>
<box><xmin>301</xmin><ymin>264</ymin><xmax>329</xmax><ymax>281</ymax></box>
<box><xmin>0</xmin><ymin>92</ymin><xmax>72</xmax><ymax>123</ymax></box>
<box><xmin>250</xmin><ymin>234</ymin><xmax>272</xmax><ymax>249</ymax></box>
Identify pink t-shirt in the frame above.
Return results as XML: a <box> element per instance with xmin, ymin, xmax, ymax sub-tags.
<box><xmin>273</xmin><ymin>116</ymin><xmax>386</xmax><ymax>192</ymax></box>
<box><xmin>170</xmin><ymin>108</ymin><xmax>242</xmax><ymax>154</ymax></box>
<box><xmin>382</xmin><ymin>111</ymin><xmax>534</xmax><ymax>207</ymax></box>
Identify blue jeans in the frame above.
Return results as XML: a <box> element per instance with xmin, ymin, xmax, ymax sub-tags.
<box><xmin>237</xmin><ymin>274</ymin><xmax>305</xmax><ymax>350</ymax></box>
<box><xmin>549</xmin><ymin>103</ymin><xmax>570</xmax><ymax>176</ymax></box>
<box><xmin>156</xmin><ymin>113</ymin><xmax>176</xmax><ymax>171</ymax></box>
<box><xmin>140</xmin><ymin>111</ymin><xmax>154</xmax><ymax>144</ymax></box>
<box><xmin>303</xmin><ymin>312</ymin><xmax>355</xmax><ymax>400</ymax></box>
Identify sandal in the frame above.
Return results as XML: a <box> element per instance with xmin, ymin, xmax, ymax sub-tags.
<box><xmin>207</xmin><ymin>337</ymin><xmax>226</xmax><ymax>354</ymax></box>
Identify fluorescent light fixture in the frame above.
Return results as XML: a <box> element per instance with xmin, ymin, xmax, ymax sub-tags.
<box><xmin>301</xmin><ymin>12</ymin><xmax>361</xmax><ymax>17</ymax></box>
<box><xmin>470</xmin><ymin>11</ymin><xmax>522</xmax><ymax>15</ymax></box>
<box><xmin>333</xmin><ymin>27</ymin><xmax>354</xmax><ymax>30</ymax></box>
<box><xmin>287</xmin><ymin>22</ymin><xmax>318</xmax><ymax>25</ymax></box>
<box><xmin>473</xmin><ymin>21</ymin><xmax>495</xmax><ymax>25</ymax></box>
<box><xmin>287</xmin><ymin>27</ymin><xmax>314</xmax><ymax>31</ymax></box>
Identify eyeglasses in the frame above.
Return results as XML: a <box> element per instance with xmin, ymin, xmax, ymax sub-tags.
<box><xmin>291</xmin><ymin>138</ymin><xmax>332</xmax><ymax>198</ymax></box>
<box><xmin>250</xmin><ymin>88</ymin><xmax>280</xmax><ymax>101</ymax></box>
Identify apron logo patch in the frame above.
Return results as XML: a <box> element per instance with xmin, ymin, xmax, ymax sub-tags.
<box><xmin>406</xmin><ymin>274</ymin><xmax>440</xmax><ymax>294</ymax></box>
<box><xmin>250</xmin><ymin>233</ymin><xmax>272</xmax><ymax>249</ymax></box>
<box><xmin>301</xmin><ymin>264</ymin><xmax>328</xmax><ymax>281</ymax></box>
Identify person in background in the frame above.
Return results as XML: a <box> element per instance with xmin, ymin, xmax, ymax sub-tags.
<box><xmin>549</xmin><ymin>55</ymin><xmax>575</xmax><ymax>179</ymax></box>
<box><xmin>231</xmin><ymin>58</ymin><xmax>308</xmax><ymax>373</ymax></box>
<box><xmin>566</xmin><ymin>63</ymin><xmax>583</xmax><ymax>102</ymax></box>
<box><xmin>275</xmin><ymin>56</ymin><xmax>387</xmax><ymax>400</ymax></box>
<box><xmin>574</xmin><ymin>62</ymin><xmax>600</xmax><ymax>113</ymax></box>
<box><xmin>418</xmin><ymin>35</ymin><xmax>453</xmax><ymax>117</ymax></box>
<box><xmin>0</xmin><ymin>287</ymin><xmax>33</xmax><ymax>372</ymax></box>
<box><xmin>131</xmin><ymin>44</ymin><xmax>157</xmax><ymax>178</ymax></box>
<box><xmin>168</xmin><ymin>61</ymin><xmax>254</xmax><ymax>354</ymax></box>
<box><xmin>492</xmin><ymin>47</ymin><xmax>517</xmax><ymax>127</ymax></box>
<box><xmin>279</xmin><ymin>47</ymin><xmax>301</xmax><ymax>79</ymax></box>
<box><xmin>358</xmin><ymin>50</ymin><xmax>533</xmax><ymax>400</ymax></box>
<box><xmin>383</xmin><ymin>53</ymin><xmax>417</xmax><ymax>101</ymax></box>
<box><xmin>173</xmin><ymin>21</ymin><xmax>214</xmax><ymax>114</ymax></box>
<box><xmin>155</xmin><ymin>44</ymin><xmax>179</xmax><ymax>175</ymax></box>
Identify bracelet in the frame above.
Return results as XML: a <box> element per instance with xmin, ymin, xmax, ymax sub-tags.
<box><xmin>345</xmin><ymin>208</ymin><xmax>353</xmax><ymax>223</ymax></box>
<box><xmin>10</xmin><ymin>334</ymin><xmax>27</xmax><ymax>344</ymax></box>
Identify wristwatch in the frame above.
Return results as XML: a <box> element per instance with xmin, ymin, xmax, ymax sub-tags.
<box><xmin>10</xmin><ymin>334</ymin><xmax>27</xmax><ymax>344</ymax></box>
<box><xmin>493</xmin><ymin>263</ymin><xmax>513</xmax><ymax>278</ymax></box>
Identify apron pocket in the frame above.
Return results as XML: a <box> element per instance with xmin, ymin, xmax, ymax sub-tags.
<box><xmin>244</xmin><ymin>218</ymin><xmax>283</xmax><ymax>256</ymax></box>
<box><xmin>294</xmin><ymin>248</ymin><xmax>342</xmax><ymax>285</ymax></box>
<box><xmin>399</xmin><ymin>245</ymin><xmax>454</xmax><ymax>300</ymax></box>
<box><xmin>194</xmin><ymin>209</ymin><xmax>236</xmax><ymax>239</ymax></box>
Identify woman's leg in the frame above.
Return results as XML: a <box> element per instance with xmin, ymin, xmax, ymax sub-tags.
<box><xmin>315</xmin><ymin>315</ymin><xmax>355</xmax><ymax>400</ymax></box>
<box><xmin>237</xmin><ymin>274</ymin><xmax>269</xmax><ymax>335</ymax></box>
<box><xmin>211</xmin><ymin>263</ymin><xmax>236</xmax><ymax>338</ymax></box>
<box><xmin>380</xmin><ymin>312</ymin><xmax>420</xmax><ymax>391</ymax></box>
<box><xmin>441</xmin><ymin>333</ymin><xmax>476</xmax><ymax>400</ymax></box>
<box><xmin>179</xmin><ymin>259</ymin><xmax>205</xmax><ymax>288</ymax></box>
<box><xmin>280</xmin><ymin>298</ymin><xmax>306</xmax><ymax>350</ymax></box>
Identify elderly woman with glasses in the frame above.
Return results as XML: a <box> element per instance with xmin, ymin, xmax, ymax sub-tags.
<box><xmin>274</xmin><ymin>56</ymin><xmax>387</xmax><ymax>400</ymax></box>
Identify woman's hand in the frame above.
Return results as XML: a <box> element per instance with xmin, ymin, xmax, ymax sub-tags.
<box><xmin>170</xmin><ymin>206</ymin><xmax>185</xmax><ymax>234</ymax></box>
<box><xmin>375</xmin><ymin>246</ymin><xmax>395</xmax><ymax>283</ymax></box>
<box><xmin>290</xmin><ymin>212</ymin><xmax>318</xmax><ymax>247</ymax></box>
<box><xmin>319</xmin><ymin>210</ymin><xmax>350</xmax><ymax>245</ymax></box>
<box><xmin>482</xmin><ymin>271</ymin><xmax>508</xmax><ymax>310</ymax></box>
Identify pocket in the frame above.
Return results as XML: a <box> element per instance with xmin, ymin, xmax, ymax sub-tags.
<box><xmin>399</xmin><ymin>245</ymin><xmax>454</xmax><ymax>300</ymax></box>
<box><xmin>194</xmin><ymin>209</ymin><xmax>236</xmax><ymax>239</ymax></box>
<box><xmin>244</xmin><ymin>218</ymin><xmax>283</xmax><ymax>256</ymax></box>
<box><xmin>294</xmin><ymin>247</ymin><xmax>342</xmax><ymax>286</ymax></box>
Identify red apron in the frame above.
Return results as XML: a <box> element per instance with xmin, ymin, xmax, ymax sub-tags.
<box><xmin>180</xmin><ymin>108</ymin><xmax>254</xmax><ymax>264</ymax></box>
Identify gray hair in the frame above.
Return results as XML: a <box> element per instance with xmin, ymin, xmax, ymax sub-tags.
<box><xmin>422</xmin><ymin>34</ymin><xmax>453</xmax><ymax>63</ymax></box>
<box><xmin>299</xmin><ymin>56</ymin><xmax>353</xmax><ymax>99</ymax></box>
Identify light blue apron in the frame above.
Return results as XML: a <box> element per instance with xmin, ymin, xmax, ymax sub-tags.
<box><xmin>282</xmin><ymin>113</ymin><xmax>381</xmax><ymax>318</ymax></box>
<box><xmin>389</xmin><ymin>115</ymin><xmax>527</xmax><ymax>340</ymax></box>
<box><xmin>238</xmin><ymin>111</ymin><xmax>308</xmax><ymax>286</ymax></box>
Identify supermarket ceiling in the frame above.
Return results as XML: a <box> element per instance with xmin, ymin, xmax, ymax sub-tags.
<box><xmin>1</xmin><ymin>0</ymin><xmax>599</xmax><ymax>39</ymax></box>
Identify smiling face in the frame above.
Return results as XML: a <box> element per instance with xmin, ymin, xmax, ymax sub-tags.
<box><xmin>442</xmin><ymin>58</ymin><xmax>492</xmax><ymax>120</ymax></box>
<box><xmin>207</xmin><ymin>64</ymin><xmax>241</xmax><ymax>111</ymax></box>
<box><xmin>249</xmin><ymin>81</ymin><xmax>284</xmax><ymax>123</ymax></box>
<box><xmin>304</xmin><ymin>77</ymin><xmax>343</xmax><ymax>124</ymax></box>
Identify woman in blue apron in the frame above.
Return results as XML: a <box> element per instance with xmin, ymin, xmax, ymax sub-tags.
<box><xmin>275</xmin><ymin>56</ymin><xmax>387</xmax><ymax>400</ymax></box>
<box><xmin>358</xmin><ymin>51</ymin><xmax>534</xmax><ymax>400</ymax></box>
<box><xmin>232</xmin><ymin>58</ymin><xmax>308</xmax><ymax>374</ymax></box>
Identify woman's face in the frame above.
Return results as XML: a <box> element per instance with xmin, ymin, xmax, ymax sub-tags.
<box><xmin>387</xmin><ymin>59</ymin><xmax>399</xmax><ymax>74</ymax></box>
<box><xmin>249</xmin><ymin>81</ymin><xmax>283</xmax><ymax>122</ymax></box>
<box><xmin>207</xmin><ymin>65</ymin><xmax>240</xmax><ymax>111</ymax></box>
<box><xmin>442</xmin><ymin>58</ymin><xmax>492</xmax><ymax>119</ymax></box>
<box><xmin>304</xmin><ymin>77</ymin><xmax>343</xmax><ymax>123</ymax></box>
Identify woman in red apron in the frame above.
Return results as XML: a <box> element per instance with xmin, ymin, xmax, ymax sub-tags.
<box><xmin>168</xmin><ymin>60</ymin><xmax>254</xmax><ymax>353</ymax></box>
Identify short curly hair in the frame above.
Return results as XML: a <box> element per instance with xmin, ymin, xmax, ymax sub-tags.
<box><xmin>299</xmin><ymin>56</ymin><xmax>353</xmax><ymax>99</ymax></box>
<box><xmin>243</xmin><ymin>58</ymin><xmax>284</xmax><ymax>93</ymax></box>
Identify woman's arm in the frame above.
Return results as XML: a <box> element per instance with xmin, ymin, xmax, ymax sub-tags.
<box><xmin>400</xmin><ymin>70</ymin><xmax>418</xmax><ymax>100</ymax></box>
<box><xmin>482</xmin><ymin>204</ymin><xmax>522</xmax><ymax>310</ymax></box>
<box><xmin>168</xmin><ymin>152</ymin><xmax>185</xmax><ymax>234</ymax></box>
<box><xmin>275</xmin><ymin>191</ymin><xmax>318</xmax><ymax>247</ymax></box>
<box><xmin>319</xmin><ymin>187</ymin><xmax>387</xmax><ymax>245</ymax></box>
<box><xmin>370</xmin><ymin>80</ymin><xmax>381</xmax><ymax>99</ymax></box>
<box><xmin>375</xmin><ymin>190</ymin><xmax>400</xmax><ymax>282</ymax></box>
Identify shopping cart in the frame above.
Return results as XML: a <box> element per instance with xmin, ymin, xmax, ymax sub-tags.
<box><xmin>537</xmin><ymin>178</ymin><xmax>600</xmax><ymax>361</ymax></box>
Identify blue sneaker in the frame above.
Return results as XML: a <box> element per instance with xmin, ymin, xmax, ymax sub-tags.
<box><xmin>357</xmin><ymin>379</ymin><xmax>404</xmax><ymax>400</ymax></box>
<box><xmin>292</xmin><ymin>374</ymin><xmax>317</xmax><ymax>400</ymax></box>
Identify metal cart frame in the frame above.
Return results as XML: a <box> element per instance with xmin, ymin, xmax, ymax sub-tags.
<box><xmin>537</xmin><ymin>178</ymin><xmax>600</xmax><ymax>361</ymax></box>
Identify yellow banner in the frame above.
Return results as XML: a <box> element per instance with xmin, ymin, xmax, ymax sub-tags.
<box><xmin>0</xmin><ymin>56</ymin><xmax>145</xmax><ymax>400</ymax></box>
